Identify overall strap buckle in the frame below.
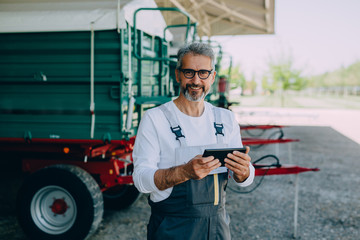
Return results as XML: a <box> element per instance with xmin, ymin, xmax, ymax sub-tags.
<box><xmin>214</xmin><ymin>123</ymin><xmax>224</xmax><ymax>136</ymax></box>
<box><xmin>171</xmin><ymin>125</ymin><xmax>185</xmax><ymax>140</ymax></box>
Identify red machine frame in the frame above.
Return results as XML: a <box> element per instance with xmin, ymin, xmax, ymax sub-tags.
<box><xmin>0</xmin><ymin>137</ymin><xmax>136</xmax><ymax>192</ymax></box>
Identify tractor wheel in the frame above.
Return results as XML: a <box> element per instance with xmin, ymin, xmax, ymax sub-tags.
<box><xmin>17</xmin><ymin>164</ymin><xmax>103</xmax><ymax>240</ymax></box>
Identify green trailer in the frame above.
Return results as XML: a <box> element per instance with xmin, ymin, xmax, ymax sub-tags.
<box><xmin>0</xmin><ymin>1</ymin><xmax>191</xmax><ymax>239</ymax></box>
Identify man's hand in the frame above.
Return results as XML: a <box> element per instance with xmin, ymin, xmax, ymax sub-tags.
<box><xmin>183</xmin><ymin>155</ymin><xmax>221</xmax><ymax>180</ymax></box>
<box><xmin>154</xmin><ymin>155</ymin><xmax>221</xmax><ymax>191</ymax></box>
<box><xmin>224</xmin><ymin>146</ymin><xmax>251</xmax><ymax>183</ymax></box>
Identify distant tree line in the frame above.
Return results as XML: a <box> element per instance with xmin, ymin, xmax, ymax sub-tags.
<box><xmin>220</xmin><ymin>58</ymin><xmax>360</xmax><ymax>97</ymax></box>
<box><xmin>308</xmin><ymin>61</ymin><xmax>360</xmax><ymax>88</ymax></box>
<box><xmin>305</xmin><ymin>61</ymin><xmax>360</xmax><ymax>96</ymax></box>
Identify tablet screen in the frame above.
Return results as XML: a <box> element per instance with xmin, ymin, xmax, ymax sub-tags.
<box><xmin>203</xmin><ymin>148</ymin><xmax>246</xmax><ymax>166</ymax></box>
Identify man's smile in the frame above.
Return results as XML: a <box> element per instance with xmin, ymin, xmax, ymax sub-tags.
<box><xmin>187</xmin><ymin>84</ymin><xmax>204</xmax><ymax>91</ymax></box>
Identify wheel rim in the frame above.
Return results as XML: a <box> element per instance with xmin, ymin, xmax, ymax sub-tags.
<box><xmin>31</xmin><ymin>185</ymin><xmax>77</xmax><ymax>235</ymax></box>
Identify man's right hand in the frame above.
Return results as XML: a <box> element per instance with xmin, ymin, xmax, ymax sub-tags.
<box><xmin>183</xmin><ymin>155</ymin><xmax>221</xmax><ymax>180</ymax></box>
<box><xmin>154</xmin><ymin>155</ymin><xmax>221</xmax><ymax>191</ymax></box>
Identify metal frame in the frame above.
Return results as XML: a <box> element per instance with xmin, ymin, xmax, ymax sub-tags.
<box><xmin>255</xmin><ymin>165</ymin><xmax>319</xmax><ymax>239</ymax></box>
<box><xmin>133</xmin><ymin>7</ymin><xmax>191</xmax><ymax>62</ymax></box>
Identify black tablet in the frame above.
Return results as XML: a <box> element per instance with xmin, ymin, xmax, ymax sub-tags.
<box><xmin>203</xmin><ymin>147</ymin><xmax>247</xmax><ymax>166</ymax></box>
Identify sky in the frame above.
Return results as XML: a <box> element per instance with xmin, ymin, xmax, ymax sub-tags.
<box><xmin>213</xmin><ymin>0</ymin><xmax>360</xmax><ymax>79</ymax></box>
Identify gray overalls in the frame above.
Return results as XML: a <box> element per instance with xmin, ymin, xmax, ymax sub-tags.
<box><xmin>147</xmin><ymin>104</ymin><xmax>231</xmax><ymax>240</ymax></box>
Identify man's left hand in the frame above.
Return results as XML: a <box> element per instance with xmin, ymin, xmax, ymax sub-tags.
<box><xmin>224</xmin><ymin>146</ymin><xmax>251</xmax><ymax>183</ymax></box>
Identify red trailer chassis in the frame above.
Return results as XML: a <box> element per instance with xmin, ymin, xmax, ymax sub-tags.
<box><xmin>0</xmin><ymin>137</ymin><xmax>135</xmax><ymax>191</ymax></box>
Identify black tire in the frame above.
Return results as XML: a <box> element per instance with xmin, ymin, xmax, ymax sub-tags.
<box><xmin>17</xmin><ymin>164</ymin><xmax>104</xmax><ymax>240</ymax></box>
<box><xmin>103</xmin><ymin>184</ymin><xmax>140</xmax><ymax>210</ymax></box>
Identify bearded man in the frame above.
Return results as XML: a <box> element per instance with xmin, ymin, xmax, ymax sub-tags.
<box><xmin>133</xmin><ymin>42</ymin><xmax>254</xmax><ymax>240</ymax></box>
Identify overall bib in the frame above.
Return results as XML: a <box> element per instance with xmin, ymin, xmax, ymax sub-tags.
<box><xmin>147</xmin><ymin>104</ymin><xmax>231</xmax><ymax>240</ymax></box>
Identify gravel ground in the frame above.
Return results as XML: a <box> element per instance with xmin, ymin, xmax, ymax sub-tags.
<box><xmin>1</xmin><ymin>126</ymin><xmax>359</xmax><ymax>240</ymax></box>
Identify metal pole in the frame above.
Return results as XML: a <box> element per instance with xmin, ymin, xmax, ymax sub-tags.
<box><xmin>127</xmin><ymin>23</ymin><xmax>132</xmax><ymax>95</ymax></box>
<box><xmin>125</xmin><ymin>23</ymin><xmax>135</xmax><ymax>131</ymax></box>
<box><xmin>288</xmin><ymin>142</ymin><xmax>292</xmax><ymax>164</ymax></box>
<box><xmin>293</xmin><ymin>174</ymin><xmax>299</xmax><ymax>238</ymax></box>
<box><xmin>90</xmin><ymin>23</ymin><xmax>95</xmax><ymax>139</ymax></box>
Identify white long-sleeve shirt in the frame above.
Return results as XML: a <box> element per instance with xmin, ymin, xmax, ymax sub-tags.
<box><xmin>132</xmin><ymin>101</ymin><xmax>255</xmax><ymax>202</ymax></box>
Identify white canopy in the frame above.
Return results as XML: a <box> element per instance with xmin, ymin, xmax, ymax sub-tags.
<box><xmin>155</xmin><ymin>0</ymin><xmax>275</xmax><ymax>37</ymax></box>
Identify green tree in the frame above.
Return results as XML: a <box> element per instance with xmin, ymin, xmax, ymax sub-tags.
<box><xmin>245</xmin><ymin>74</ymin><xmax>257</xmax><ymax>95</ymax></box>
<box><xmin>263</xmin><ymin>57</ymin><xmax>306</xmax><ymax>106</ymax></box>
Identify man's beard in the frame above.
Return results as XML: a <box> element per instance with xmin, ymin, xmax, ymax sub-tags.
<box><xmin>182</xmin><ymin>83</ymin><xmax>209</xmax><ymax>102</ymax></box>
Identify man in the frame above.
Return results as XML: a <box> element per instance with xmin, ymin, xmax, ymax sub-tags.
<box><xmin>132</xmin><ymin>42</ymin><xmax>254</xmax><ymax>240</ymax></box>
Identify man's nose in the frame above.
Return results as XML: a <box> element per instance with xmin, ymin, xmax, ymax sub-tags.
<box><xmin>192</xmin><ymin>72</ymin><xmax>202</xmax><ymax>84</ymax></box>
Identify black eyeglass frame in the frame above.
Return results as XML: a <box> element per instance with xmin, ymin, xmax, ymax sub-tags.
<box><xmin>178</xmin><ymin>68</ymin><xmax>213</xmax><ymax>79</ymax></box>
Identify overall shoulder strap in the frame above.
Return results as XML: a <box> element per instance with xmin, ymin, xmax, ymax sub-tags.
<box><xmin>158</xmin><ymin>104</ymin><xmax>186</xmax><ymax>146</ymax></box>
<box><xmin>212</xmin><ymin>106</ymin><xmax>225</xmax><ymax>144</ymax></box>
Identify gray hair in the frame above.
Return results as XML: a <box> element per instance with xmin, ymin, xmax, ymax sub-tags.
<box><xmin>176</xmin><ymin>42</ymin><xmax>215</xmax><ymax>70</ymax></box>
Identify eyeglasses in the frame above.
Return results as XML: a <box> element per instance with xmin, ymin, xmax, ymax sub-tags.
<box><xmin>178</xmin><ymin>68</ymin><xmax>213</xmax><ymax>79</ymax></box>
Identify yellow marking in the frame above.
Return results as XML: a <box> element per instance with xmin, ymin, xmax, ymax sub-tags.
<box><xmin>214</xmin><ymin>174</ymin><xmax>219</xmax><ymax>205</ymax></box>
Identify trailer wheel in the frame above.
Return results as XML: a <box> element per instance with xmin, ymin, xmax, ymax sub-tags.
<box><xmin>103</xmin><ymin>184</ymin><xmax>140</xmax><ymax>210</ymax></box>
<box><xmin>17</xmin><ymin>164</ymin><xmax>103</xmax><ymax>240</ymax></box>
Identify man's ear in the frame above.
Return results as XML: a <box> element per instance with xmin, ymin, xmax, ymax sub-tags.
<box><xmin>211</xmin><ymin>71</ymin><xmax>217</xmax><ymax>85</ymax></box>
<box><xmin>175</xmin><ymin>69</ymin><xmax>180</xmax><ymax>83</ymax></box>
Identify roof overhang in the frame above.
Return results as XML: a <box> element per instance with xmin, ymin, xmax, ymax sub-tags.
<box><xmin>155</xmin><ymin>0</ymin><xmax>275</xmax><ymax>37</ymax></box>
